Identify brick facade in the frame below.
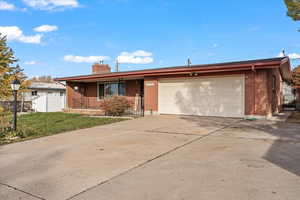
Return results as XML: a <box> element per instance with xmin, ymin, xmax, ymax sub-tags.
<box><xmin>66</xmin><ymin>80</ymin><xmax>141</xmax><ymax>109</ymax></box>
<box><xmin>144</xmin><ymin>78</ymin><xmax>158</xmax><ymax>114</ymax></box>
<box><xmin>92</xmin><ymin>63</ymin><xmax>111</xmax><ymax>74</ymax></box>
<box><xmin>142</xmin><ymin>68</ymin><xmax>283</xmax><ymax>117</ymax></box>
<box><xmin>66</xmin><ymin>66</ymin><xmax>285</xmax><ymax>117</ymax></box>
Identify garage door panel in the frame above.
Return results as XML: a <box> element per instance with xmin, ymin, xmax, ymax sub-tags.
<box><xmin>158</xmin><ymin>76</ymin><xmax>245</xmax><ymax>118</ymax></box>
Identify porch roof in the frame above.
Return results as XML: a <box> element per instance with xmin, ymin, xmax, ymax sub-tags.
<box><xmin>54</xmin><ymin>57</ymin><xmax>292</xmax><ymax>82</ymax></box>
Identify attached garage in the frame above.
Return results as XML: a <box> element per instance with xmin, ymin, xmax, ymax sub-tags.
<box><xmin>158</xmin><ymin>76</ymin><xmax>245</xmax><ymax>118</ymax></box>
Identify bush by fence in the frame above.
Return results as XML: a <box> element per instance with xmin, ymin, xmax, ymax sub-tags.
<box><xmin>100</xmin><ymin>96</ymin><xmax>133</xmax><ymax>116</ymax></box>
<box><xmin>0</xmin><ymin>112</ymin><xmax>12</xmax><ymax>134</ymax></box>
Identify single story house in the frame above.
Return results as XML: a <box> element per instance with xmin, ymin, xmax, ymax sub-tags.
<box><xmin>23</xmin><ymin>82</ymin><xmax>66</xmax><ymax>112</ymax></box>
<box><xmin>55</xmin><ymin>57</ymin><xmax>292</xmax><ymax>118</ymax></box>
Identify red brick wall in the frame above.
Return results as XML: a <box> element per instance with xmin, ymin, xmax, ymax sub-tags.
<box><xmin>267</xmin><ymin>68</ymin><xmax>283</xmax><ymax>114</ymax></box>
<box><xmin>67</xmin><ymin>68</ymin><xmax>284</xmax><ymax>117</ymax></box>
<box><xmin>66</xmin><ymin>80</ymin><xmax>140</xmax><ymax>109</ymax></box>
<box><xmin>143</xmin><ymin>69</ymin><xmax>282</xmax><ymax>116</ymax></box>
<box><xmin>84</xmin><ymin>82</ymin><xmax>98</xmax><ymax>108</ymax></box>
<box><xmin>244</xmin><ymin>70</ymin><xmax>270</xmax><ymax>116</ymax></box>
<box><xmin>66</xmin><ymin>82</ymin><xmax>83</xmax><ymax>108</ymax></box>
<box><xmin>126</xmin><ymin>80</ymin><xmax>142</xmax><ymax>97</ymax></box>
<box><xmin>92</xmin><ymin>64</ymin><xmax>111</xmax><ymax>74</ymax></box>
<box><xmin>144</xmin><ymin>78</ymin><xmax>158</xmax><ymax>112</ymax></box>
<box><xmin>244</xmin><ymin>72</ymin><xmax>255</xmax><ymax>115</ymax></box>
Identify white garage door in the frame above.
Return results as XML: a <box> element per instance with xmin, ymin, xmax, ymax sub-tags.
<box><xmin>47</xmin><ymin>92</ymin><xmax>65</xmax><ymax>112</ymax></box>
<box><xmin>158</xmin><ymin>76</ymin><xmax>245</xmax><ymax>118</ymax></box>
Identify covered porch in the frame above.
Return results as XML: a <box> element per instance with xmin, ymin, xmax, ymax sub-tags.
<box><xmin>65</xmin><ymin>77</ymin><xmax>144</xmax><ymax>115</ymax></box>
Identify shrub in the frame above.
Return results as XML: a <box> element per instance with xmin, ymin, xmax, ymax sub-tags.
<box><xmin>0</xmin><ymin>111</ymin><xmax>12</xmax><ymax>135</ymax></box>
<box><xmin>100</xmin><ymin>96</ymin><xmax>133</xmax><ymax>116</ymax></box>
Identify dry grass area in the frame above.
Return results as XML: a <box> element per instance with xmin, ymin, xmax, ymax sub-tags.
<box><xmin>287</xmin><ymin>111</ymin><xmax>300</xmax><ymax>123</ymax></box>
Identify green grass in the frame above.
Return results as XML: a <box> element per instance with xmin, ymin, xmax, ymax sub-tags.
<box><xmin>0</xmin><ymin>112</ymin><xmax>127</xmax><ymax>145</ymax></box>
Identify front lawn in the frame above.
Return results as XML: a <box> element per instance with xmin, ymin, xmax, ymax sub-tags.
<box><xmin>0</xmin><ymin>112</ymin><xmax>127</xmax><ymax>145</ymax></box>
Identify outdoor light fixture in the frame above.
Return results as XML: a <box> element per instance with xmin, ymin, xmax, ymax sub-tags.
<box><xmin>189</xmin><ymin>72</ymin><xmax>199</xmax><ymax>77</ymax></box>
<box><xmin>11</xmin><ymin>79</ymin><xmax>21</xmax><ymax>91</ymax></box>
<box><xmin>10</xmin><ymin>79</ymin><xmax>21</xmax><ymax>131</ymax></box>
<box><xmin>74</xmin><ymin>86</ymin><xmax>79</xmax><ymax>91</ymax></box>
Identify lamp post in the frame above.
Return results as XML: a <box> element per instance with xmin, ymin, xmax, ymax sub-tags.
<box><xmin>10</xmin><ymin>79</ymin><xmax>21</xmax><ymax>131</ymax></box>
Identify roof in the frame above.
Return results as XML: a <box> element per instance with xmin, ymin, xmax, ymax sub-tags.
<box><xmin>55</xmin><ymin>57</ymin><xmax>292</xmax><ymax>82</ymax></box>
<box><xmin>29</xmin><ymin>82</ymin><xmax>66</xmax><ymax>90</ymax></box>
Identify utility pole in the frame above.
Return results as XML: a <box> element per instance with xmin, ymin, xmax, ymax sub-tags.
<box><xmin>187</xmin><ymin>58</ymin><xmax>192</xmax><ymax>67</ymax></box>
<box><xmin>115</xmin><ymin>59</ymin><xmax>120</xmax><ymax>72</ymax></box>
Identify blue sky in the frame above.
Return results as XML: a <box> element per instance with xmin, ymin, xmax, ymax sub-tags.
<box><xmin>0</xmin><ymin>0</ymin><xmax>300</xmax><ymax>78</ymax></box>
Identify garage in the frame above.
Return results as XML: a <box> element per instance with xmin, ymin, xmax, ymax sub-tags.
<box><xmin>26</xmin><ymin>82</ymin><xmax>66</xmax><ymax>112</ymax></box>
<box><xmin>158</xmin><ymin>76</ymin><xmax>245</xmax><ymax>118</ymax></box>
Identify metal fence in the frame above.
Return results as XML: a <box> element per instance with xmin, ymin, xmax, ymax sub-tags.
<box><xmin>125</xmin><ymin>96</ymin><xmax>144</xmax><ymax>117</ymax></box>
<box><xmin>71</xmin><ymin>96</ymin><xmax>144</xmax><ymax>117</ymax></box>
<box><xmin>0</xmin><ymin>101</ymin><xmax>32</xmax><ymax>112</ymax></box>
<box><xmin>282</xmin><ymin>94</ymin><xmax>297</xmax><ymax>111</ymax></box>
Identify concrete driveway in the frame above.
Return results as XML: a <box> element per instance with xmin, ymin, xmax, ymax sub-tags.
<box><xmin>0</xmin><ymin>115</ymin><xmax>300</xmax><ymax>200</ymax></box>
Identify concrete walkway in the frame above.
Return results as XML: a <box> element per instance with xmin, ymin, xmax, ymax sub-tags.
<box><xmin>0</xmin><ymin>115</ymin><xmax>299</xmax><ymax>200</ymax></box>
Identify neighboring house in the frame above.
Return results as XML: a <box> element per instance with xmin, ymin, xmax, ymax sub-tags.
<box><xmin>55</xmin><ymin>57</ymin><xmax>292</xmax><ymax>118</ymax></box>
<box><xmin>24</xmin><ymin>82</ymin><xmax>66</xmax><ymax>112</ymax></box>
<box><xmin>283</xmin><ymin>82</ymin><xmax>295</xmax><ymax>105</ymax></box>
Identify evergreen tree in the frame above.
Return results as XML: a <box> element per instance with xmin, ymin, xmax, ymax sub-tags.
<box><xmin>284</xmin><ymin>0</ymin><xmax>300</xmax><ymax>21</ymax></box>
<box><xmin>0</xmin><ymin>34</ymin><xmax>28</xmax><ymax>100</ymax></box>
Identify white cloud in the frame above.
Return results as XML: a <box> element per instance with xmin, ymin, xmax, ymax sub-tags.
<box><xmin>22</xmin><ymin>0</ymin><xmax>79</xmax><ymax>10</ymax></box>
<box><xmin>0</xmin><ymin>26</ymin><xmax>42</xmax><ymax>44</ymax></box>
<box><xmin>212</xmin><ymin>43</ymin><xmax>219</xmax><ymax>48</ymax></box>
<box><xmin>287</xmin><ymin>53</ymin><xmax>300</xmax><ymax>60</ymax></box>
<box><xmin>278</xmin><ymin>52</ymin><xmax>300</xmax><ymax>60</ymax></box>
<box><xmin>34</xmin><ymin>25</ymin><xmax>58</xmax><ymax>32</ymax></box>
<box><xmin>24</xmin><ymin>61</ymin><xmax>37</xmax><ymax>65</ymax></box>
<box><xmin>64</xmin><ymin>55</ymin><xmax>110</xmax><ymax>63</ymax></box>
<box><xmin>117</xmin><ymin>50</ymin><xmax>154</xmax><ymax>64</ymax></box>
<box><xmin>0</xmin><ymin>1</ymin><xmax>15</xmax><ymax>10</ymax></box>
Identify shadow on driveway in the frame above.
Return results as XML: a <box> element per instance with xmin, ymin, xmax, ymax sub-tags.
<box><xmin>180</xmin><ymin>115</ymin><xmax>300</xmax><ymax>177</ymax></box>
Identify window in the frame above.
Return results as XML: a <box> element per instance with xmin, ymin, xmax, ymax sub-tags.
<box><xmin>32</xmin><ymin>91</ymin><xmax>38</xmax><ymax>96</ymax></box>
<box><xmin>60</xmin><ymin>92</ymin><xmax>64</xmax><ymax>97</ymax></box>
<box><xmin>98</xmin><ymin>84</ymin><xmax>105</xmax><ymax>99</ymax></box>
<box><xmin>272</xmin><ymin>75</ymin><xmax>276</xmax><ymax>91</ymax></box>
<box><xmin>98</xmin><ymin>82</ymin><xmax>125</xmax><ymax>99</ymax></box>
<box><xmin>105</xmin><ymin>82</ymin><xmax>118</xmax><ymax>96</ymax></box>
<box><xmin>118</xmin><ymin>82</ymin><xmax>125</xmax><ymax>96</ymax></box>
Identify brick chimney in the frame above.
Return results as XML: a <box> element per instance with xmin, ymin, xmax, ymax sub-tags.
<box><xmin>92</xmin><ymin>62</ymin><xmax>111</xmax><ymax>74</ymax></box>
